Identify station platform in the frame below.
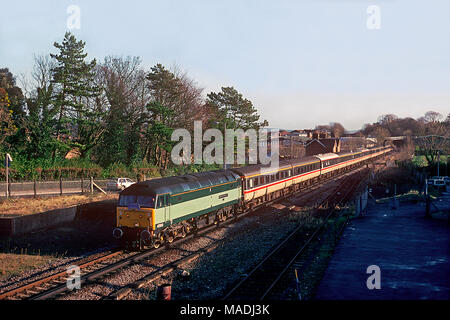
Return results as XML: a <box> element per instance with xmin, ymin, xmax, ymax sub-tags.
<box><xmin>315</xmin><ymin>200</ymin><xmax>449</xmax><ymax>300</ymax></box>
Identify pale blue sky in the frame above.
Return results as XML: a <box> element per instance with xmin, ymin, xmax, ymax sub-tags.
<box><xmin>1</xmin><ymin>0</ymin><xmax>449</xmax><ymax>130</ymax></box>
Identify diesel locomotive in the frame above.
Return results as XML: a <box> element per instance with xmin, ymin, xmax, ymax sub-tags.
<box><xmin>113</xmin><ymin>146</ymin><xmax>392</xmax><ymax>248</ymax></box>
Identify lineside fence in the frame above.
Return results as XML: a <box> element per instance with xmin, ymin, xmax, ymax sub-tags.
<box><xmin>0</xmin><ymin>178</ymin><xmax>111</xmax><ymax>198</ymax></box>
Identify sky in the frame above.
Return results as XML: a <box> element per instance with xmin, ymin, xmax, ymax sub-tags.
<box><xmin>1</xmin><ymin>0</ymin><xmax>449</xmax><ymax>131</ymax></box>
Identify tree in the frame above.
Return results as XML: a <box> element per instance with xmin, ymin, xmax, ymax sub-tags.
<box><xmin>378</xmin><ymin>114</ymin><xmax>398</xmax><ymax>126</ymax></box>
<box><xmin>50</xmin><ymin>32</ymin><xmax>101</xmax><ymax>160</ymax></box>
<box><xmin>330</xmin><ymin>122</ymin><xmax>345</xmax><ymax>137</ymax></box>
<box><xmin>145</xmin><ymin>64</ymin><xmax>207</xmax><ymax>167</ymax></box>
<box><xmin>423</xmin><ymin>111</ymin><xmax>442</xmax><ymax>123</ymax></box>
<box><xmin>0</xmin><ymin>88</ymin><xmax>16</xmax><ymax>146</ymax></box>
<box><xmin>0</xmin><ymin>68</ymin><xmax>26</xmax><ymax>123</ymax></box>
<box><xmin>146</xmin><ymin>64</ymin><xmax>205</xmax><ymax>131</ymax></box>
<box><xmin>206</xmin><ymin>87</ymin><xmax>268</xmax><ymax>130</ymax></box>
<box><xmin>95</xmin><ymin>56</ymin><xmax>149</xmax><ymax>166</ymax></box>
<box><xmin>143</xmin><ymin>102</ymin><xmax>174</xmax><ymax>168</ymax></box>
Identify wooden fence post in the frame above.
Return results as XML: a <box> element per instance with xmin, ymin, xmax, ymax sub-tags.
<box><xmin>81</xmin><ymin>177</ymin><xmax>84</xmax><ymax>194</ymax></box>
<box><xmin>90</xmin><ymin>176</ymin><xmax>93</xmax><ymax>195</ymax></box>
<box><xmin>33</xmin><ymin>179</ymin><xmax>37</xmax><ymax>198</ymax></box>
<box><xmin>59</xmin><ymin>175</ymin><xmax>63</xmax><ymax>196</ymax></box>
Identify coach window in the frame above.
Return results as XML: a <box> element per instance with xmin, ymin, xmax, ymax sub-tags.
<box><xmin>254</xmin><ymin>178</ymin><xmax>259</xmax><ymax>187</ymax></box>
<box><xmin>260</xmin><ymin>176</ymin><xmax>264</xmax><ymax>185</ymax></box>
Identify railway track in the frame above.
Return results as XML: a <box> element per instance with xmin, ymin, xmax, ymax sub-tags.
<box><xmin>222</xmin><ymin>170</ymin><xmax>367</xmax><ymax>300</ymax></box>
<box><xmin>0</xmin><ymin>250</ymin><xmax>126</xmax><ymax>300</ymax></box>
<box><xmin>102</xmin><ymin>170</ymin><xmax>364</xmax><ymax>300</ymax></box>
<box><xmin>0</xmin><ymin>165</ymin><xmax>370</xmax><ymax>300</ymax></box>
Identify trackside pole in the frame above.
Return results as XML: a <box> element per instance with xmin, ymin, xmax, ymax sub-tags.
<box><xmin>295</xmin><ymin>269</ymin><xmax>302</xmax><ymax>300</ymax></box>
<box><xmin>5</xmin><ymin>156</ymin><xmax>8</xmax><ymax>199</ymax></box>
<box><xmin>5</xmin><ymin>153</ymin><xmax>12</xmax><ymax>199</ymax></box>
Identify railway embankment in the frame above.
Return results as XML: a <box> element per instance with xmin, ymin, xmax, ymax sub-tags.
<box><xmin>0</xmin><ymin>196</ymin><xmax>117</xmax><ymax>237</ymax></box>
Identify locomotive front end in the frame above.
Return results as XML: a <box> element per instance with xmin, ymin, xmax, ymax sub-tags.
<box><xmin>114</xmin><ymin>194</ymin><xmax>156</xmax><ymax>248</ymax></box>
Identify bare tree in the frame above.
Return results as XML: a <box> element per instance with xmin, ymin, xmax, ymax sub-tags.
<box><xmin>424</xmin><ymin>111</ymin><xmax>443</xmax><ymax>123</ymax></box>
<box><xmin>95</xmin><ymin>56</ymin><xmax>151</xmax><ymax>165</ymax></box>
<box><xmin>330</xmin><ymin>122</ymin><xmax>345</xmax><ymax>138</ymax></box>
<box><xmin>378</xmin><ymin>114</ymin><xmax>398</xmax><ymax>125</ymax></box>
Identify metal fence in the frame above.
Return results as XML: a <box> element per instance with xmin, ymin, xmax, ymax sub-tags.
<box><xmin>0</xmin><ymin>179</ymin><xmax>111</xmax><ymax>198</ymax></box>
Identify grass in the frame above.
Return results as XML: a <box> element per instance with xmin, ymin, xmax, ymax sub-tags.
<box><xmin>375</xmin><ymin>189</ymin><xmax>423</xmax><ymax>203</ymax></box>
<box><xmin>0</xmin><ymin>193</ymin><xmax>118</xmax><ymax>216</ymax></box>
<box><xmin>0</xmin><ymin>253</ymin><xmax>56</xmax><ymax>281</ymax></box>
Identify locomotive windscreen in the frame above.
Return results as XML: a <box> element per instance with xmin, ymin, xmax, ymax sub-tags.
<box><xmin>119</xmin><ymin>195</ymin><xmax>155</xmax><ymax>208</ymax></box>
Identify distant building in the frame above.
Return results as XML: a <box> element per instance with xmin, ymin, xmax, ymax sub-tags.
<box><xmin>287</xmin><ymin>130</ymin><xmax>308</xmax><ymax>138</ymax></box>
<box><xmin>312</xmin><ymin>130</ymin><xmax>330</xmax><ymax>140</ymax></box>
<box><xmin>305</xmin><ymin>138</ymin><xmax>341</xmax><ymax>156</ymax></box>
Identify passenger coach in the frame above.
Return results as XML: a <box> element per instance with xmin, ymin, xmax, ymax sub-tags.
<box><xmin>114</xmin><ymin>145</ymin><xmax>392</xmax><ymax>248</ymax></box>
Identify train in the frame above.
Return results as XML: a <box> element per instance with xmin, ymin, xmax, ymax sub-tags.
<box><xmin>113</xmin><ymin>145</ymin><xmax>392</xmax><ymax>248</ymax></box>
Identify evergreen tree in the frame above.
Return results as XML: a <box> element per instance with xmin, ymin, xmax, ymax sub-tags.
<box><xmin>50</xmin><ymin>32</ymin><xmax>101</xmax><ymax>160</ymax></box>
<box><xmin>206</xmin><ymin>87</ymin><xmax>268</xmax><ymax>130</ymax></box>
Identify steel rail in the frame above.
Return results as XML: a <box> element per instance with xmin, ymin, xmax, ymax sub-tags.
<box><xmin>222</xmin><ymin>170</ymin><xmax>365</xmax><ymax>300</ymax></box>
<box><xmin>2</xmin><ymin>154</ymin><xmax>384</xmax><ymax>300</ymax></box>
<box><xmin>0</xmin><ymin>250</ymin><xmax>123</xmax><ymax>300</ymax></box>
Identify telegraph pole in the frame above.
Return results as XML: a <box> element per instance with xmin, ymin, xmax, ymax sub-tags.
<box><xmin>5</xmin><ymin>153</ymin><xmax>12</xmax><ymax>199</ymax></box>
<box><xmin>223</xmin><ymin>122</ymin><xmax>227</xmax><ymax>170</ymax></box>
<box><xmin>437</xmin><ymin>150</ymin><xmax>440</xmax><ymax>177</ymax></box>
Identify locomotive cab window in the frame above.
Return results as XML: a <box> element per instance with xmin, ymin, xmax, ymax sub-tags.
<box><xmin>157</xmin><ymin>195</ymin><xmax>167</xmax><ymax>208</ymax></box>
<box><xmin>119</xmin><ymin>195</ymin><xmax>155</xmax><ymax>208</ymax></box>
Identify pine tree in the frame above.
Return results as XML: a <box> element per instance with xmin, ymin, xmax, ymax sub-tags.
<box><xmin>206</xmin><ymin>87</ymin><xmax>268</xmax><ymax>130</ymax></box>
<box><xmin>50</xmin><ymin>32</ymin><xmax>101</xmax><ymax>160</ymax></box>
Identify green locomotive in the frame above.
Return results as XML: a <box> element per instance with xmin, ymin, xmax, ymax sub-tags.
<box><xmin>113</xmin><ymin>170</ymin><xmax>241</xmax><ymax>248</ymax></box>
